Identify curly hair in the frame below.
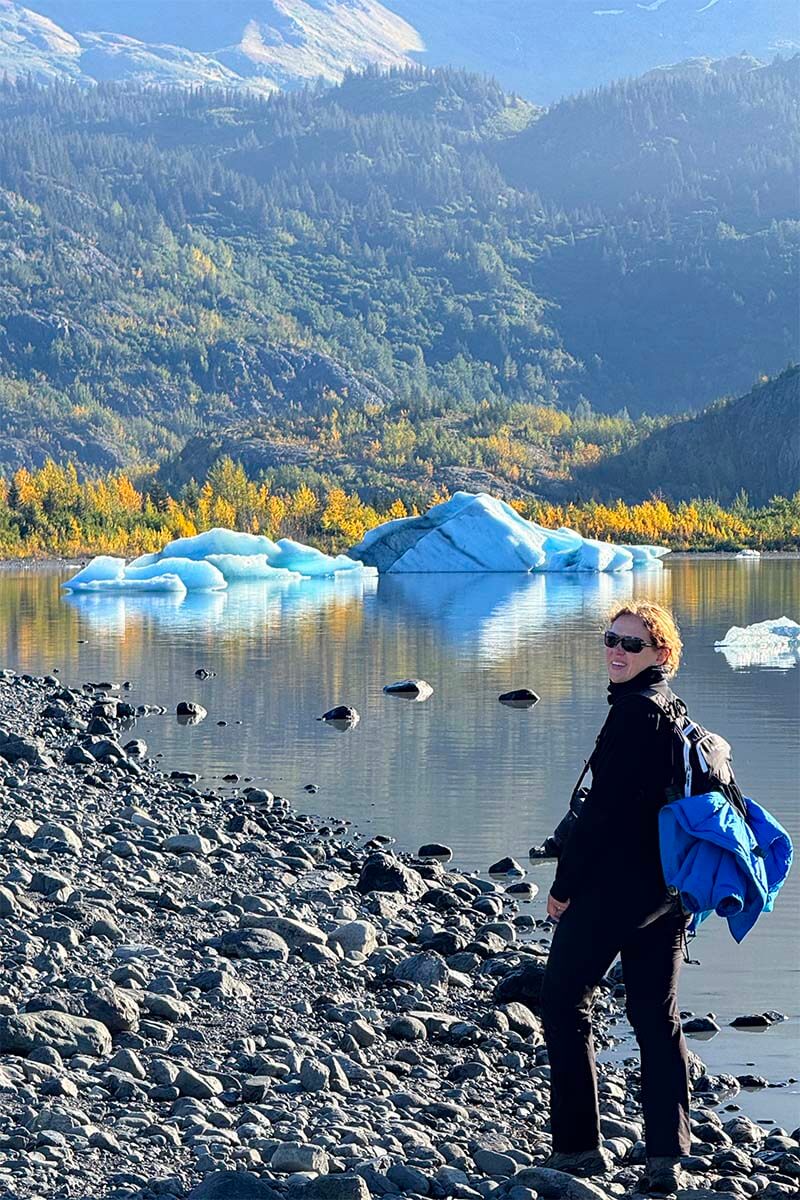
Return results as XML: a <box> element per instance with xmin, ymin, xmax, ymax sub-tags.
<box><xmin>607</xmin><ymin>600</ymin><xmax>683</xmax><ymax>677</ymax></box>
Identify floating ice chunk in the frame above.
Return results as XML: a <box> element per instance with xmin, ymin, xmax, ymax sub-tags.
<box><xmin>205</xmin><ymin>554</ymin><xmax>300</xmax><ymax>583</ymax></box>
<box><xmin>123</xmin><ymin>557</ymin><xmax>226</xmax><ymax>592</ymax></box>
<box><xmin>149</xmin><ymin>528</ymin><xmax>282</xmax><ymax>562</ymax></box>
<box><xmin>629</xmin><ymin>544</ymin><xmax>670</xmax><ymax>564</ymax></box>
<box><xmin>65</xmin><ymin>571</ymin><xmax>187</xmax><ymax>595</ymax></box>
<box><xmin>271</xmin><ymin>538</ymin><xmax>377</xmax><ymax>578</ymax></box>
<box><xmin>142</xmin><ymin>527</ymin><xmax>371</xmax><ymax>579</ymax></box>
<box><xmin>350</xmin><ymin>492</ymin><xmax>665</xmax><ymax>573</ymax></box>
<box><xmin>715</xmin><ymin>617</ymin><xmax>800</xmax><ymax>670</ymax></box>
<box><xmin>64</xmin><ymin>556</ymin><xmax>126</xmax><ymax>589</ymax></box>
<box><xmin>64</xmin><ymin>526</ymin><xmax>374</xmax><ymax>593</ymax></box>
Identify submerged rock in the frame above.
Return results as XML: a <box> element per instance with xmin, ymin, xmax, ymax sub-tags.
<box><xmin>318</xmin><ymin>704</ymin><xmax>360</xmax><ymax>725</ymax></box>
<box><xmin>498</xmin><ymin>687</ymin><xmax>540</xmax><ymax>708</ymax></box>
<box><xmin>383</xmin><ymin>679</ymin><xmax>433</xmax><ymax>700</ymax></box>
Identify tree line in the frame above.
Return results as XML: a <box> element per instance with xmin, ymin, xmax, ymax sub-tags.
<box><xmin>1</xmin><ymin>460</ymin><xmax>796</xmax><ymax>559</ymax></box>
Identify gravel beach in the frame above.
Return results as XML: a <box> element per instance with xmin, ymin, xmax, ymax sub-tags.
<box><xmin>0</xmin><ymin>668</ymin><xmax>797</xmax><ymax>1200</ymax></box>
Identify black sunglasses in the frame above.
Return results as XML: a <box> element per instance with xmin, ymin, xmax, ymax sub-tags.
<box><xmin>603</xmin><ymin>630</ymin><xmax>657</xmax><ymax>654</ymax></box>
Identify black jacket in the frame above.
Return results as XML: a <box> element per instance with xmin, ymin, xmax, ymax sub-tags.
<box><xmin>550</xmin><ymin>666</ymin><xmax>676</xmax><ymax>922</ymax></box>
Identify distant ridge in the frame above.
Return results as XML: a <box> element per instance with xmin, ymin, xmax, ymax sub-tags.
<box><xmin>574</xmin><ymin>368</ymin><xmax>800</xmax><ymax>506</ymax></box>
<box><xmin>4</xmin><ymin>0</ymin><xmax>799</xmax><ymax>100</ymax></box>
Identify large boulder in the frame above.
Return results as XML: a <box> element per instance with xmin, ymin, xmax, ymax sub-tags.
<box><xmin>0</xmin><ymin>1011</ymin><xmax>112</xmax><ymax>1057</ymax></box>
<box><xmin>493</xmin><ymin>959</ymin><xmax>548</xmax><ymax>1011</ymax></box>
<box><xmin>216</xmin><ymin>929</ymin><xmax>289</xmax><ymax>963</ymax></box>
<box><xmin>188</xmin><ymin>1171</ymin><xmax>278</xmax><ymax>1199</ymax></box>
<box><xmin>356</xmin><ymin>853</ymin><xmax>427</xmax><ymax>900</ymax></box>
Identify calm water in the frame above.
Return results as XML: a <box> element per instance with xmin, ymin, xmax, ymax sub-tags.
<box><xmin>1</xmin><ymin>558</ymin><xmax>798</xmax><ymax>1126</ymax></box>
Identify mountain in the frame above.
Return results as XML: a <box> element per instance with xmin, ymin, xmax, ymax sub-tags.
<box><xmin>0</xmin><ymin>0</ymin><xmax>422</xmax><ymax>93</ymax></box>
<box><xmin>0</xmin><ymin>64</ymin><xmax>796</xmax><ymax>494</ymax></box>
<box><xmin>574</xmin><ymin>367</ymin><xmax>800</xmax><ymax>505</ymax></box>
<box><xmin>4</xmin><ymin>0</ymin><xmax>799</xmax><ymax>101</ymax></box>
<box><xmin>493</xmin><ymin>52</ymin><xmax>799</xmax><ymax>413</ymax></box>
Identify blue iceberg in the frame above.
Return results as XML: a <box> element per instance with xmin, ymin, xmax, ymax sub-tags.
<box><xmin>63</xmin><ymin>527</ymin><xmax>376</xmax><ymax>594</ymax></box>
<box><xmin>351</xmin><ymin>492</ymin><xmax>668</xmax><ymax>573</ymax></box>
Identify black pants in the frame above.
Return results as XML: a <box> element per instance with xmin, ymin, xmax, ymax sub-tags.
<box><xmin>541</xmin><ymin>893</ymin><xmax>691</xmax><ymax>1157</ymax></box>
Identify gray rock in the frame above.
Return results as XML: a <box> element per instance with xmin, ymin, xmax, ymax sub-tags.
<box><xmin>176</xmin><ymin>1065</ymin><xmax>224</xmax><ymax>1099</ymax></box>
<box><xmin>217</xmin><ymin>929</ymin><xmax>289</xmax><ymax>963</ymax></box>
<box><xmin>348</xmin><ymin>1018</ymin><xmax>376</xmax><ymax>1047</ymax></box>
<box><xmin>418</xmin><ymin>843</ymin><xmax>453</xmax><ymax>860</ymax></box>
<box><xmin>83</xmin><ymin>987</ymin><xmax>140</xmax><ymax>1034</ymax></box>
<box><xmin>0</xmin><ymin>1011</ymin><xmax>112</xmax><ymax>1057</ymax></box>
<box><xmin>356</xmin><ymin>853</ymin><xmax>427</xmax><ymax>899</ymax></box>
<box><xmin>107</xmin><ymin>1047</ymin><xmax>146</xmax><ymax>1079</ymax></box>
<box><xmin>493</xmin><ymin>961</ymin><xmax>547</xmax><ymax>1009</ymax></box>
<box><xmin>472</xmin><ymin>1148</ymin><xmax>518</xmax><ymax>1177</ymax></box>
<box><xmin>300</xmin><ymin>1057</ymin><xmax>330</xmax><ymax>1092</ymax></box>
<box><xmin>32</xmin><ymin>821</ymin><xmax>82</xmax><ymax>854</ymax></box>
<box><xmin>0</xmin><ymin>730</ymin><xmax>48</xmax><ymax>765</ymax></box>
<box><xmin>387</xmin><ymin>1015</ymin><xmax>428</xmax><ymax>1042</ymax></box>
<box><xmin>318</xmin><ymin>705</ymin><xmax>360</xmax><ymax>725</ymax></box>
<box><xmin>499</xmin><ymin>1002</ymin><xmax>543</xmax><ymax>1042</ymax></box>
<box><xmin>4</xmin><ymin>817</ymin><xmax>38</xmax><ymax>841</ymax></box>
<box><xmin>513</xmin><ymin>1167</ymin><xmax>611</xmax><ymax>1199</ymax></box>
<box><xmin>142</xmin><ymin>991</ymin><xmax>191</xmax><ymax>1022</ymax></box>
<box><xmin>89</xmin><ymin>1129</ymin><xmax>123</xmax><ymax>1153</ymax></box>
<box><xmin>383</xmin><ymin>679</ymin><xmax>433</xmax><ymax>700</ymax></box>
<box><xmin>329</xmin><ymin>920</ymin><xmax>378</xmax><ymax>955</ymax></box>
<box><xmin>188</xmin><ymin>1171</ymin><xmax>278</xmax><ymax>1198</ymax></box>
<box><xmin>189</xmin><ymin>968</ymin><xmax>251</xmax><ymax>999</ymax></box>
<box><xmin>487</xmin><ymin>856</ymin><xmax>523</xmax><ymax>875</ymax></box>
<box><xmin>163</xmin><ymin>833</ymin><xmax>213</xmax><ymax>856</ymax></box>
<box><xmin>177</xmin><ymin>701</ymin><xmax>207</xmax><ymax>720</ymax></box>
<box><xmin>304</xmin><ymin>1177</ymin><xmax>370</xmax><ymax>1200</ymax></box>
<box><xmin>0</xmin><ymin>885</ymin><xmax>19</xmax><ymax>917</ymax></box>
<box><xmin>387</xmin><ymin>1163</ymin><xmax>431</xmax><ymax>1194</ymax></box>
<box><xmin>393</xmin><ymin>951</ymin><xmax>448</xmax><ymax>988</ymax></box>
<box><xmin>271</xmin><ymin>1142</ymin><xmax>330</xmax><ymax>1174</ymax></box>
<box><xmin>250</xmin><ymin>915</ymin><xmax>327</xmax><ymax>949</ymax></box>
<box><xmin>683</xmin><ymin>1016</ymin><xmax>721</xmax><ymax>1034</ymax></box>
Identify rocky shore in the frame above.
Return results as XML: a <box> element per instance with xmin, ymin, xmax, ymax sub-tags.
<box><xmin>0</xmin><ymin>669</ymin><xmax>797</xmax><ymax>1200</ymax></box>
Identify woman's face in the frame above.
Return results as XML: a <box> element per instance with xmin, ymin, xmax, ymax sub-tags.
<box><xmin>606</xmin><ymin>613</ymin><xmax>668</xmax><ymax>684</ymax></box>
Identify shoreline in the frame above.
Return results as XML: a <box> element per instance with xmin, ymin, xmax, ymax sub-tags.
<box><xmin>0</xmin><ymin>671</ymin><xmax>796</xmax><ymax>1199</ymax></box>
<box><xmin>2</xmin><ymin>550</ymin><xmax>800</xmax><ymax>575</ymax></box>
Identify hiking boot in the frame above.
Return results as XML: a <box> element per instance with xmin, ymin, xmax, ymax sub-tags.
<box><xmin>542</xmin><ymin>1147</ymin><xmax>614</xmax><ymax>1177</ymax></box>
<box><xmin>639</xmin><ymin>1157</ymin><xmax>684</xmax><ymax>1194</ymax></box>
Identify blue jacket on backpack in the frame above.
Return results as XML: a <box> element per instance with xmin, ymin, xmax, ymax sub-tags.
<box><xmin>658</xmin><ymin>791</ymin><xmax>793</xmax><ymax>943</ymax></box>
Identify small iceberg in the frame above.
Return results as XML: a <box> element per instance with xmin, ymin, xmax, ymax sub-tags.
<box><xmin>350</xmin><ymin>492</ymin><xmax>668</xmax><ymax>573</ymax></box>
<box><xmin>715</xmin><ymin>617</ymin><xmax>800</xmax><ymax>671</ymax></box>
<box><xmin>63</xmin><ymin>528</ymin><xmax>376</xmax><ymax>594</ymax></box>
<box><xmin>736</xmin><ymin>549</ymin><xmax>761</xmax><ymax>559</ymax></box>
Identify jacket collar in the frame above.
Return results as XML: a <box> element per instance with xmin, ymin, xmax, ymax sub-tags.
<box><xmin>607</xmin><ymin>665</ymin><xmax>669</xmax><ymax>705</ymax></box>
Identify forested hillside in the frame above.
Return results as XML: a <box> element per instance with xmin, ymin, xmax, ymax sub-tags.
<box><xmin>575</xmin><ymin>366</ymin><xmax>800</xmax><ymax>506</ymax></box>
<box><xmin>0</xmin><ymin>61</ymin><xmax>796</xmax><ymax>494</ymax></box>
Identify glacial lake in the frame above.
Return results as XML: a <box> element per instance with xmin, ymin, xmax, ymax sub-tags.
<box><xmin>1</xmin><ymin>557</ymin><xmax>798</xmax><ymax>1127</ymax></box>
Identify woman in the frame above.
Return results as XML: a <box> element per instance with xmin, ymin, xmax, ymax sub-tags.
<box><xmin>541</xmin><ymin>601</ymin><xmax>690</xmax><ymax>1195</ymax></box>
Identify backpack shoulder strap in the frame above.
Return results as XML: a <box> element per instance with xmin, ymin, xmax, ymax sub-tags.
<box><xmin>616</xmin><ymin>683</ymin><xmax>686</xmax><ymax>723</ymax></box>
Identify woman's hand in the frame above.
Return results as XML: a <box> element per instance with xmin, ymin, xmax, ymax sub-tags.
<box><xmin>547</xmin><ymin>893</ymin><xmax>571</xmax><ymax>922</ymax></box>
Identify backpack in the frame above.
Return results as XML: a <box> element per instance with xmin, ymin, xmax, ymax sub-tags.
<box><xmin>634</xmin><ymin>685</ymin><xmax>747</xmax><ymax>819</ymax></box>
<box><xmin>530</xmin><ymin>685</ymin><xmax>746</xmax><ymax>860</ymax></box>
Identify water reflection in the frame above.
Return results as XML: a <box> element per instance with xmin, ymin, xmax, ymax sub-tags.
<box><xmin>60</xmin><ymin>570</ymin><xmax>672</xmax><ymax>661</ymax></box>
<box><xmin>63</xmin><ymin>573</ymin><xmax>378</xmax><ymax>637</ymax></box>
<box><xmin>378</xmin><ymin>569</ymin><xmax>671</xmax><ymax>659</ymax></box>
